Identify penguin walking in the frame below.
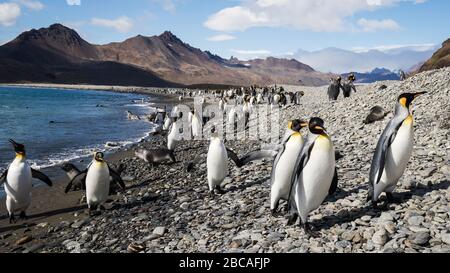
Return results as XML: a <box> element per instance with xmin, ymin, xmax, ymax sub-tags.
<box><xmin>0</xmin><ymin>139</ymin><xmax>53</xmax><ymax>223</ymax></box>
<box><xmin>206</xmin><ymin>133</ymin><xmax>242</xmax><ymax>195</ymax></box>
<box><xmin>240</xmin><ymin>120</ymin><xmax>309</xmax><ymax>215</ymax></box>
<box><xmin>63</xmin><ymin>163</ymin><xmax>126</xmax><ymax>195</ymax></box>
<box><xmin>69</xmin><ymin>152</ymin><xmax>125</xmax><ymax>215</ymax></box>
<box><xmin>163</xmin><ymin>113</ymin><xmax>173</xmax><ymax>131</ymax></box>
<box><xmin>191</xmin><ymin>110</ymin><xmax>202</xmax><ymax>139</ymax></box>
<box><xmin>167</xmin><ymin>113</ymin><xmax>182</xmax><ymax>151</ymax></box>
<box><xmin>256</xmin><ymin>93</ymin><xmax>263</xmax><ymax>104</ymax></box>
<box><xmin>327</xmin><ymin>77</ymin><xmax>343</xmax><ymax>101</ymax></box>
<box><xmin>367</xmin><ymin>92</ymin><xmax>427</xmax><ymax>207</ymax></box>
<box><xmin>287</xmin><ymin>118</ymin><xmax>337</xmax><ymax>237</ymax></box>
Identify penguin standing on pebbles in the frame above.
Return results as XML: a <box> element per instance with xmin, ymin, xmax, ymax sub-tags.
<box><xmin>205</xmin><ymin>129</ymin><xmax>242</xmax><ymax>195</ymax></box>
<box><xmin>287</xmin><ymin>118</ymin><xmax>337</xmax><ymax>237</ymax></box>
<box><xmin>240</xmin><ymin>120</ymin><xmax>309</xmax><ymax>215</ymax></box>
<box><xmin>0</xmin><ymin>140</ymin><xmax>53</xmax><ymax>223</ymax></box>
<box><xmin>69</xmin><ymin>152</ymin><xmax>125</xmax><ymax>216</ymax></box>
<box><xmin>367</xmin><ymin>92</ymin><xmax>427</xmax><ymax>207</ymax></box>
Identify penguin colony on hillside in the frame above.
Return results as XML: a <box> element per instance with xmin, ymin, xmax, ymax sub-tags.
<box><xmin>0</xmin><ymin>80</ymin><xmax>428</xmax><ymax>238</ymax></box>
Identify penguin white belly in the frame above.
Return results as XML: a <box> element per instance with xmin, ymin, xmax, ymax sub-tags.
<box><xmin>163</xmin><ymin>118</ymin><xmax>172</xmax><ymax>130</ymax></box>
<box><xmin>273</xmin><ymin>95</ymin><xmax>280</xmax><ymax>104</ymax></box>
<box><xmin>376</xmin><ymin>118</ymin><xmax>414</xmax><ymax>197</ymax></box>
<box><xmin>294</xmin><ymin>137</ymin><xmax>335</xmax><ymax>222</ymax></box>
<box><xmin>192</xmin><ymin>116</ymin><xmax>201</xmax><ymax>138</ymax></box>
<box><xmin>86</xmin><ymin>163</ymin><xmax>110</xmax><ymax>207</ymax></box>
<box><xmin>207</xmin><ymin>140</ymin><xmax>228</xmax><ymax>190</ymax></box>
<box><xmin>271</xmin><ymin>138</ymin><xmax>304</xmax><ymax>205</ymax></box>
<box><xmin>228</xmin><ymin>108</ymin><xmax>236</xmax><ymax>125</ymax></box>
<box><xmin>5</xmin><ymin>161</ymin><xmax>32</xmax><ymax>213</ymax></box>
<box><xmin>168</xmin><ymin>124</ymin><xmax>179</xmax><ymax>151</ymax></box>
<box><xmin>257</xmin><ymin>94</ymin><xmax>263</xmax><ymax>104</ymax></box>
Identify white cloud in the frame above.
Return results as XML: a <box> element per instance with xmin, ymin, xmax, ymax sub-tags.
<box><xmin>207</xmin><ymin>34</ymin><xmax>236</xmax><ymax>42</ymax></box>
<box><xmin>16</xmin><ymin>0</ymin><xmax>44</xmax><ymax>10</ymax></box>
<box><xmin>153</xmin><ymin>0</ymin><xmax>176</xmax><ymax>13</ymax></box>
<box><xmin>66</xmin><ymin>0</ymin><xmax>81</xmax><ymax>6</ymax></box>
<box><xmin>351</xmin><ymin>43</ymin><xmax>436</xmax><ymax>53</ymax></box>
<box><xmin>91</xmin><ymin>16</ymin><xmax>134</xmax><ymax>33</ymax></box>
<box><xmin>204</xmin><ymin>0</ymin><xmax>425</xmax><ymax>32</ymax></box>
<box><xmin>357</xmin><ymin>18</ymin><xmax>400</xmax><ymax>32</ymax></box>
<box><xmin>0</xmin><ymin>3</ymin><xmax>21</xmax><ymax>27</ymax></box>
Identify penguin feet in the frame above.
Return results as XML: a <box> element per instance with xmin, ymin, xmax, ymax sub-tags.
<box><xmin>270</xmin><ymin>209</ymin><xmax>279</xmax><ymax>217</ymax></box>
<box><xmin>303</xmin><ymin>223</ymin><xmax>320</xmax><ymax>238</ymax></box>
<box><xmin>88</xmin><ymin>206</ymin><xmax>101</xmax><ymax>217</ymax></box>
<box><xmin>19</xmin><ymin>211</ymin><xmax>27</xmax><ymax>221</ymax></box>
<box><xmin>386</xmin><ymin>193</ymin><xmax>403</xmax><ymax>204</ymax></box>
<box><xmin>9</xmin><ymin>214</ymin><xmax>16</xmax><ymax>224</ymax></box>
<box><xmin>286</xmin><ymin>213</ymin><xmax>298</xmax><ymax>226</ymax></box>
<box><xmin>214</xmin><ymin>186</ymin><xmax>226</xmax><ymax>195</ymax></box>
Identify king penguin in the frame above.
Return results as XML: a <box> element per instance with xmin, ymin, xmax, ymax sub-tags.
<box><xmin>240</xmin><ymin>120</ymin><xmax>309</xmax><ymax>215</ymax></box>
<box><xmin>191</xmin><ymin>110</ymin><xmax>202</xmax><ymax>139</ymax></box>
<box><xmin>206</xmin><ymin>129</ymin><xmax>242</xmax><ymax>195</ymax></box>
<box><xmin>367</xmin><ymin>92</ymin><xmax>427</xmax><ymax>206</ymax></box>
<box><xmin>0</xmin><ymin>139</ymin><xmax>53</xmax><ymax>223</ymax></box>
<box><xmin>69</xmin><ymin>152</ymin><xmax>125</xmax><ymax>216</ymax></box>
<box><xmin>167</xmin><ymin>113</ymin><xmax>182</xmax><ymax>151</ymax></box>
<box><xmin>287</xmin><ymin>118</ymin><xmax>337</xmax><ymax>237</ymax></box>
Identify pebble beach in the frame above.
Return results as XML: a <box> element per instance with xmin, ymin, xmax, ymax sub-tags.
<box><xmin>0</xmin><ymin>67</ymin><xmax>449</xmax><ymax>253</ymax></box>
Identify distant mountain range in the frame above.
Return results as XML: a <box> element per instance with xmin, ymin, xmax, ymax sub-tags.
<box><xmin>293</xmin><ymin>46</ymin><xmax>437</xmax><ymax>74</ymax></box>
<box><xmin>342</xmin><ymin>68</ymin><xmax>400</xmax><ymax>83</ymax></box>
<box><xmin>0</xmin><ymin>24</ymin><xmax>330</xmax><ymax>87</ymax></box>
<box><xmin>419</xmin><ymin>38</ymin><xmax>450</xmax><ymax>72</ymax></box>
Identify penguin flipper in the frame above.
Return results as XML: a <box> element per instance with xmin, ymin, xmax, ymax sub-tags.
<box><xmin>31</xmin><ymin>169</ymin><xmax>53</xmax><ymax>187</ymax></box>
<box><xmin>329</xmin><ymin>167</ymin><xmax>339</xmax><ymax>196</ymax></box>
<box><xmin>239</xmin><ymin>150</ymin><xmax>279</xmax><ymax>167</ymax></box>
<box><xmin>370</xmin><ymin>121</ymin><xmax>400</xmax><ymax>186</ymax></box>
<box><xmin>65</xmin><ymin>170</ymin><xmax>87</xmax><ymax>193</ymax></box>
<box><xmin>287</xmin><ymin>139</ymin><xmax>315</xmax><ymax>211</ymax></box>
<box><xmin>226</xmin><ymin>148</ymin><xmax>242</xmax><ymax>168</ymax></box>
<box><xmin>0</xmin><ymin>169</ymin><xmax>8</xmax><ymax>185</ymax></box>
<box><xmin>109</xmin><ymin>167</ymin><xmax>125</xmax><ymax>190</ymax></box>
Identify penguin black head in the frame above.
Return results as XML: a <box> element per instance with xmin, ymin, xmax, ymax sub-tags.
<box><xmin>398</xmin><ymin>92</ymin><xmax>427</xmax><ymax>109</ymax></box>
<box><xmin>94</xmin><ymin>152</ymin><xmax>105</xmax><ymax>162</ymax></box>
<box><xmin>308</xmin><ymin>117</ymin><xmax>326</xmax><ymax>135</ymax></box>
<box><xmin>288</xmin><ymin>119</ymin><xmax>309</xmax><ymax>132</ymax></box>
<box><xmin>9</xmin><ymin>139</ymin><xmax>25</xmax><ymax>156</ymax></box>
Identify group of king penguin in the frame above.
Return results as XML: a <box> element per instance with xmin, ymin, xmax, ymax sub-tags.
<box><xmin>0</xmin><ymin>90</ymin><xmax>427</xmax><ymax>238</ymax></box>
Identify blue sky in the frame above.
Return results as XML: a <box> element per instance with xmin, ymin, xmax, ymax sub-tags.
<box><xmin>0</xmin><ymin>0</ymin><xmax>448</xmax><ymax>59</ymax></box>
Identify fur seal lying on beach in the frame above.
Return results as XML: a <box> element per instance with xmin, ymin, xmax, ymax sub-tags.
<box><xmin>364</xmin><ymin>106</ymin><xmax>389</xmax><ymax>124</ymax></box>
<box><xmin>135</xmin><ymin>148</ymin><xmax>176</xmax><ymax>166</ymax></box>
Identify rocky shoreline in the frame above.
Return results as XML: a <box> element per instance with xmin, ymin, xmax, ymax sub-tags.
<box><xmin>0</xmin><ymin>68</ymin><xmax>449</xmax><ymax>253</ymax></box>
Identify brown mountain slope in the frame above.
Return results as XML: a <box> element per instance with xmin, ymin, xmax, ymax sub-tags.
<box><xmin>0</xmin><ymin>24</ymin><xmax>179</xmax><ymax>87</ymax></box>
<box><xmin>0</xmin><ymin>24</ymin><xmax>330</xmax><ymax>87</ymax></box>
<box><xmin>97</xmin><ymin>31</ymin><xmax>330</xmax><ymax>86</ymax></box>
<box><xmin>420</xmin><ymin>39</ymin><xmax>450</xmax><ymax>72</ymax></box>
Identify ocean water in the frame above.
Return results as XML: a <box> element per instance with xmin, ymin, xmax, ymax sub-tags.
<box><xmin>0</xmin><ymin>86</ymin><xmax>157</xmax><ymax>175</ymax></box>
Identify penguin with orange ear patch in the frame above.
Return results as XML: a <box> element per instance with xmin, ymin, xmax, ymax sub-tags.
<box><xmin>367</xmin><ymin>92</ymin><xmax>427</xmax><ymax>207</ymax></box>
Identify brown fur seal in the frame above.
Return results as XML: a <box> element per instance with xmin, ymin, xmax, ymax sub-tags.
<box><xmin>364</xmin><ymin>106</ymin><xmax>388</xmax><ymax>124</ymax></box>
